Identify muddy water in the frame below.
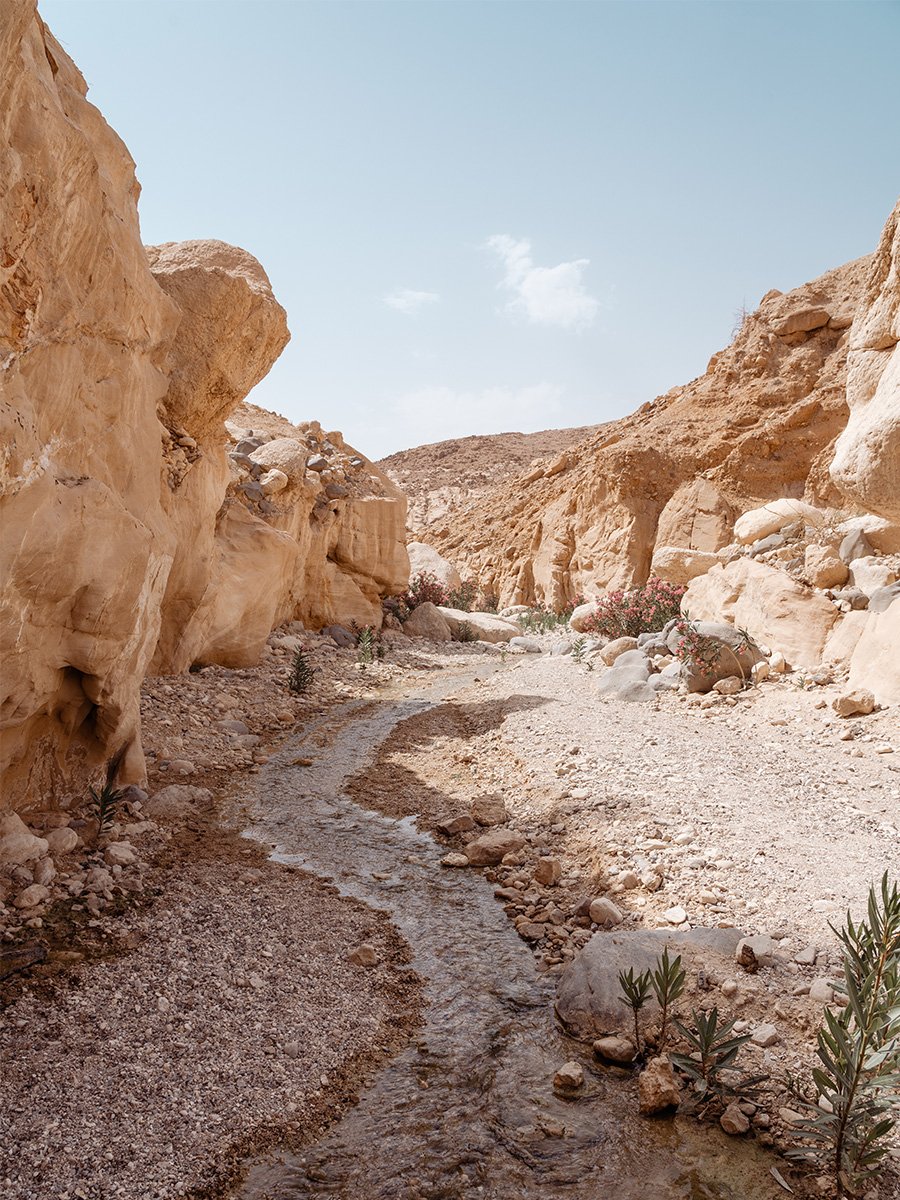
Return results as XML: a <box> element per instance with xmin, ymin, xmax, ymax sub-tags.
<box><xmin>233</xmin><ymin>666</ymin><xmax>782</xmax><ymax>1200</ymax></box>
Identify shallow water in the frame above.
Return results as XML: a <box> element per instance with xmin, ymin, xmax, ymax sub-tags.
<box><xmin>232</xmin><ymin>666</ymin><xmax>782</xmax><ymax>1199</ymax></box>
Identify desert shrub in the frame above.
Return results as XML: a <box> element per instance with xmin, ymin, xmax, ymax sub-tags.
<box><xmin>401</xmin><ymin>571</ymin><xmax>449</xmax><ymax>613</ymax></box>
<box><xmin>787</xmin><ymin>873</ymin><xmax>900</xmax><ymax>1198</ymax></box>
<box><xmin>672</xmin><ymin>1008</ymin><xmax>765</xmax><ymax>1102</ymax></box>
<box><xmin>87</xmin><ymin>749</ymin><xmax>127</xmax><ymax>843</ymax></box>
<box><xmin>580</xmin><ymin>578</ymin><xmax>686</xmax><ymax>640</ymax></box>
<box><xmin>481</xmin><ymin>593</ymin><xmax>499</xmax><ymax>614</ymax></box>
<box><xmin>454</xmin><ymin>620</ymin><xmax>476</xmax><ymax>643</ymax></box>
<box><xmin>354</xmin><ymin>624</ymin><xmax>384</xmax><ymax>664</ymax></box>
<box><xmin>447</xmin><ymin>580</ymin><xmax>478</xmax><ymax>612</ymax></box>
<box><xmin>288</xmin><ymin>648</ymin><xmax>315</xmax><ymax>694</ymax></box>
<box><xmin>518</xmin><ymin>603</ymin><xmax>566</xmax><ymax>634</ymax></box>
<box><xmin>671</xmin><ymin>617</ymin><xmax>754</xmax><ymax>684</ymax></box>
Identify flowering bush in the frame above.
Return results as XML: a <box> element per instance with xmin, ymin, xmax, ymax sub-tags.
<box><xmin>580</xmin><ymin>578</ymin><xmax>687</xmax><ymax>639</ymax></box>
<box><xmin>400</xmin><ymin>570</ymin><xmax>449</xmax><ymax>613</ymax></box>
<box><xmin>671</xmin><ymin>617</ymin><xmax>753</xmax><ymax>682</ymax></box>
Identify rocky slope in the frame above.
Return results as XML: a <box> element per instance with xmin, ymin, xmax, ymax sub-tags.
<box><xmin>426</xmin><ymin>254</ymin><xmax>877</xmax><ymax>608</ymax></box>
<box><xmin>0</xmin><ymin>1</ymin><xmax>407</xmax><ymax>812</ymax></box>
<box><xmin>379</xmin><ymin>424</ymin><xmax>602</xmax><ymax>531</ymax></box>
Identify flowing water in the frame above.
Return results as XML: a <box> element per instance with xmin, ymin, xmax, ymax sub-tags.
<box><xmin>232</xmin><ymin>666</ymin><xmax>783</xmax><ymax>1200</ymax></box>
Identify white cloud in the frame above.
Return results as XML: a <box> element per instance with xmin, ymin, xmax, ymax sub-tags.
<box><xmin>388</xmin><ymin>382</ymin><xmax>564</xmax><ymax>449</ymax></box>
<box><xmin>486</xmin><ymin>234</ymin><xmax>599</xmax><ymax>331</ymax></box>
<box><xmin>382</xmin><ymin>288</ymin><xmax>440</xmax><ymax>316</ymax></box>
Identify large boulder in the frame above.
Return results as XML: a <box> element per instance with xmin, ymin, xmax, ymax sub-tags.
<box><xmin>847</xmin><ymin>599</ymin><xmax>900</xmax><ymax>706</ymax></box>
<box><xmin>831</xmin><ymin>200</ymin><xmax>900</xmax><ymax>523</ymax></box>
<box><xmin>402</xmin><ymin>601</ymin><xmax>452</xmax><ymax>642</ymax></box>
<box><xmin>437</xmin><ymin>608</ymin><xmax>520</xmax><ymax>643</ymax></box>
<box><xmin>665</xmin><ymin>620</ymin><xmax>764</xmax><ymax>693</ymax></box>
<box><xmin>407</xmin><ymin>542</ymin><xmax>462</xmax><ymax>591</ymax></box>
<box><xmin>681</xmin><ymin>558</ymin><xmax>839</xmax><ymax>668</ymax></box>
<box><xmin>650</xmin><ymin>545</ymin><xmax>720</xmax><ymax>585</ymax></box>
<box><xmin>556</xmin><ymin>927</ymin><xmax>744</xmax><ymax>1039</ymax></box>
<box><xmin>733</xmin><ymin>499</ymin><xmax>825</xmax><ymax>546</ymax></box>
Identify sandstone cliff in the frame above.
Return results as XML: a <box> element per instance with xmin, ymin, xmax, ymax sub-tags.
<box><xmin>379</xmin><ymin>424</ymin><xmax>602</xmax><ymax>531</ymax></box>
<box><xmin>0</xmin><ymin>2</ymin><xmax>407</xmax><ymax>810</ymax></box>
<box><xmin>427</xmin><ymin>255</ymin><xmax>874</xmax><ymax>608</ymax></box>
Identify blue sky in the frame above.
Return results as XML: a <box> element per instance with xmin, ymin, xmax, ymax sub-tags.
<box><xmin>42</xmin><ymin>0</ymin><xmax>899</xmax><ymax>459</ymax></box>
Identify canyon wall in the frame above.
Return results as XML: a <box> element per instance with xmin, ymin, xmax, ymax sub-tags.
<box><xmin>427</xmin><ymin>255</ymin><xmax>875</xmax><ymax>608</ymax></box>
<box><xmin>0</xmin><ymin>2</ymin><xmax>407</xmax><ymax>811</ymax></box>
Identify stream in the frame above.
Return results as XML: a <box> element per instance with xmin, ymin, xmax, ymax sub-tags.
<box><xmin>232</xmin><ymin>664</ymin><xmax>783</xmax><ymax>1199</ymax></box>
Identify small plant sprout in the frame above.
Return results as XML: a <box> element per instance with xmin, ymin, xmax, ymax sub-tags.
<box><xmin>356</xmin><ymin>625</ymin><xmax>377</xmax><ymax>665</ymax></box>
<box><xmin>787</xmin><ymin>873</ymin><xmax>900</xmax><ymax>1198</ymax></box>
<box><xmin>288</xmin><ymin>648</ymin><xmax>315</xmax><ymax>694</ymax></box>
<box><xmin>651</xmin><ymin>947</ymin><xmax>686</xmax><ymax>1051</ymax></box>
<box><xmin>671</xmin><ymin>1008</ymin><xmax>762</xmax><ymax>1101</ymax></box>
<box><xmin>455</xmin><ymin>621</ymin><xmax>476</xmax><ymax>643</ymax></box>
<box><xmin>618</xmin><ymin>966</ymin><xmax>653</xmax><ymax>1058</ymax></box>
<box><xmin>571</xmin><ymin>636</ymin><xmax>587</xmax><ymax>663</ymax></box>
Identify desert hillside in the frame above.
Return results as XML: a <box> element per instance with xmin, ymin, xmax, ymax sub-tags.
<box><xmin>379</xmin><ymin>424</ymin><xmax>602</xmax><ymax>530</ymax></box>
<box><xmin>424</xmin><ymin>257</ymin><xmax>874</xmax><ymax>607</ymax></box>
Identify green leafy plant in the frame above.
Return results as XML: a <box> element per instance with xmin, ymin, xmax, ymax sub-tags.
<box><xmin>355</xmin><ymin>625</ymin><xmax>384</xmax><ymax>664</ymax></box>
<box><xmin>447</xmin><ymin>580</ymin><xmax>477</xmax><ymax>612</ymax></box>
<box><xmin>618</xmin><ymin>966</ymin><xmax>652</xmax><ymax>1057</ymax></box>
<box><xmin>787</xmin><ymin>873</ymin><xmax>900</xmax><ymax>1198</ymax></box>
<box><xmin>455</xmin><ymin>620</ymin><xmax>475</xmax><ymax>643</ymax></box>
<box><xmin>571</xmin><ymin>636</ymin><xmax>587</xmax><ymax>663</ymax></box>
<box><xmin>88</xmin><ymin>751</ymin><xmax>127</xmax><ymax>843</ymax></box>
<box><xmin>671</xmin><ymin>1008</ymin><xmax>765</xmax><ymax>1103</ymax></box>
<box><xmin>671</xmin><ymin>615</ymin><xmax>754</xmax><ymax>684</ymax></box>
<box><xmin>288</xmin><ymin>648</ymin><xmax>315</xmax><ymax>694</ymax></box>
<box><xmin>651</xmin><ymin>947</ymin><xmax>686</xmax><ymax>1051</ymax></box>
<box><xmin>580</xmin><ymin>578</ymin><xmax>687</xmax><ymax>640</ymax></box>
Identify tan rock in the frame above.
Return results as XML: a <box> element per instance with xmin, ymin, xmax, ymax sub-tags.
<box><xmin>470</xmin><ymin>796</ymin><xmax>509</xmax><ymax>826</ymax></box>
<box><xmin>832</xmin><ymin>689</ymin><xmax>876</xmax><ymax>718</ymax></box>
<box><xmin>650</xmin><ymin>545</ymin><xmax>720</xmax><ymax>585</ymax></box>
<box><xmin>831</xmin><ymin>200</ymin><xmax>900</xmax><ymax>523</ymax></box>
<box><xmin>553</xmin><ymin>1061</ymin><xmax>584</xmax><ymax>1090</ymax></box>
<box><xmin>589</xmin><ymin>897</ymin><xmax>623</xmax><ymax>927</ymax></box>
<box><xmin>534</xmin><ymin>858</ymin><xmax>562</xmax><ymax>887</ymax></box>
<box><xmin>464</xmin><ymin>829</ymin><xmax>526</xmax><ymax>866</ymax></box>
<box><xmin>600</xmin><ymin>637</ymin><xmax>639</xmax><ymax>666</ymax></box>
<box><xmin>847</xmin><ymin>599</ymin><xmax>900</xmax><ymax>705</ymax></box>
<box><xmin>593</xmin><ymin>1036</ymin><xmax>636</xmax><ymax>1064</ymax></box>
<box><xmin>681</xmin><ymin>558</ymin><xmax>839</xmax><ymax>668</ymax></box>
<box><xmin>0</xmin><ymin>814</ymin><xmax>49</xmax><ymax>865</ymax></box>
<box><xmin>849</xmin><ymin>556</ymin><xmax>897</xmax><ymax>596</ymax></box>
<box><xmin>639</xmin><ymin>1056</ymin><xmax>680</xmax><ymax>1115</ymax></box>
<box><xmin>733</xmin><ymin>499</ymin><xmax>825</xmax><ymax>546</ymax></box>
<box><xmin>569</xmin><ymin>601</ymin><xmax>599</xmax><ymax>633</ymax></box>
<box><xmin>45</xmin><ymin>826</ymin><xmax>79</xmax><ymax>856</ymax></box>
<box><xmin>407</xmin><ymin>542</ymin><xmax>461</xmax><ymax>590</ymax></box>
<box><xmin>436</xmin><ymin>608</ymin><xmax>520</xmax><ymax>643</ymax></box>
<box><xmin>804</xmin><ymin>544</ymin><xmax>848</xmax><ymax>589</ymax></box>
<box><xmin>402</xmin><ymin>602</ymin><xmax>452</xmax><ymax>642</ymax></box>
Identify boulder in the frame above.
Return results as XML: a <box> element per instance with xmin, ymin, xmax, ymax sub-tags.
<box><xmin>804</xmin><ymin>544</ymin><xmax>848</xmax><ymax>589</ymax></box>
<box><xmin>464</xmin><ymin>829</ymin><xmax>526</xmax><ymax>866</ymax></box>
<box><xmin>407</xmin><ymin>542</ymin><xmax>462</xmax><ymax>591</ymax></box>
<box><xmin>247</xmin><ymin>437</ymin><xmax>308</xmax><ymax>479</ymax></box>
<box><xmin>849</xmin><ymin>557</ymin><xmax>898</xmax><ymax>597</ymax></box>
<box><xmin>847</xmin><ymin>599</ymin><xmax>900</xmax><ymax>705</ymax></box>
<box><xmin>600</xmin><ymin>637</ymin><xmax>639</xmax><ymax>666</ymax></box>
<box><xmin>144</xmin><ymin>785</ymin><xmax>214</xmax><ymax>822</ymax></box>
<box><xmin>597</xmin><ymin>650</ymin><xmax>657</xmax><ymax>703</ymax></box>
<box><xmin>509</xmin><ymin>637</ymin><xmax>542</xmax><ymax>653</ymax></box>
<box><xmin>437</xmin><ymin>608</ymin><xmax>520</xmax><ymax>643</ymax></box>
<box><xmin>45</xmin><ymin>826</ymin><xmax>79</xmax><ymax>856</ymax></box>
<box><xmin>733</xmin><ymin>500</ymin><xmax>825</xmax><ymax>546</ymax></box>
<box><xmin>681</xmin><ymin>558</ymin><xmax>839</xmax><ymax>668</ymax></box>
<box><xmin>773</xmin><ymin>306</ymin><xmax>831</xmax><ymax>336</ymax></box>
<box><xmin>650</xmin><ymin>545</ymin><xmax>720</xmax><ymax>585</ymax></box>
<box><xmin>569</xmin><ymin>601</ymin><xmax>599</xmax><ymax>633</ymax></box>
<box><xmin>402</xmin><ymin>602</ymin><xmax>452</xmax><ymax>642</ymax></box>
<box><xmin>0</xmin><ymin>814</ymin><xmax>49</xmax><ymax>866</ymax></box>
<box><xmin>556</xmin><ymin>926</ymin><xmax>743</xmax><ymax>1039</ymax></box>
<box><xmin>471</xmin><ymin>796</ymin><xmax>509</xmax><ymax>826</ymax></box>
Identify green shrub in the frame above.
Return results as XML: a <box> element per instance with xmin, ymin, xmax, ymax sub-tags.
<box><xmin>288</xmin><ymin>648</ymin><xmax>315</xmax><ymax>694</ymax></box>
<box><xmin>447</xmin><ymin>580</ymin><xmax>478</xmax><ymax>612</ymax></box>
<box><xmin>401</xmin><ymin>571</ymin><xmax>449</xmax><ymax>612</ymax></box>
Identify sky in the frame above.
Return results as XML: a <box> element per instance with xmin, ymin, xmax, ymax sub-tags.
<box><xmin>42</xmin><ymin>0</ymin><xmax>900</xmax><ymax>460</ymax></box>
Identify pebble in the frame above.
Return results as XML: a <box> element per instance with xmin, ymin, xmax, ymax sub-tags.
<box><xmin>663</xmin><ymin>905</ymin><xmax>687</xmax><ymax>925</ymax></box>
<box><xmin>808</xmin><ymin>979</ymin><xmax>834</xmax><ymax>1004</ymax></box>
<box><xmin>553</xmin><ymin>1061</ymin><xmax>584</xmax><ymax>1090</ymax></box>
<box><xmin>593</xmin><ymin>1036</ymin><xmax>635</xmax><ymax>1064</ymax></box>
<box><xmin>720</xmin><ymin>1101</ymin><xmax>750</xmax><ymax>1135</ymax></box>
<box><xmin>750</xmin><ymin>1023</ymin><xmax>779</xmax><ymax>1047</ymax></box>
<box><xmin>347</xmin><ymin>943</ymin><xmax>379</xmax><ymax>967</ymax></box>
<box><xmin>589</xmin><ymin>897</ymin><xmax>623</xmax><ymax>927</ymax></box>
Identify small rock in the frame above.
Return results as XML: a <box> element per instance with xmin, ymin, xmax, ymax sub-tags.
<box><xmin>283</xmin><ymin>1041</ymin><xmax>300</xmax><ymax>1059</ymax></box>
<box><xmin>45</xmin><ymin>826</ymin><xmax>78</xmax><ymax>856</ymax></box>
<box><xmin>104</xmin><ymin>843</ymin><xmax>137</xmax><ymax>868</ymax></box>
<box><xmin>436</xmin><ymin>815</ymin><xmax>476</xmax><ymax>836</ymax></box>
<box><xmin>348</xmin><ymin>943</ymin><xmax>379</xmax><ymax>967</ymax></box>
<box><xmin>470</xmin><ymin>797</ymin><xmax>509</xmax><ymax>826</ymax></box>
<box><xmin>795</xmin><ymin>945</ymin><xmax>817</xmax><ymax>966</ymax></box>
<box><xmin>808</xmin><ymin>979</ymin><xmax>834</xmax><ymax>1004</ymax></box>
<box><xmin>832</xmin><ymin>689</ymin><xmax>875</xmax><ymax>718</ymax></box>
<box><xmin>464</xmin><ymin>830</ymin><xmax>526</xmax><ymax>866</ymax></box>
<box><xmin>619</xmin><ymin>870</ymin><xmax>640</xmax><ymax>890</ymax></box>
<box><xmin>441</xmin><ymin>852</ymin><xmax>470</xmax><ymax>868</ymax></box>
<box><xmin>167</xmin><ymin>759</ymin><xmax>196</xmax><ymax>775</ymax></box>
<box><xmin>750</xmin><ymin>1023</ymin><xmax>779</xmax><ymax>1047</ymax></box>
<box><xmin>638</xmin><ymin>1056</ymin><xmax>680</xmax><ymax>1115</ymax></box>
<box><xmin>589</xmin><ymin>897</ymin><xmax>623</xmax><ymax>927</ymax></box>
<box><xmin>713</xmin><ymin>676</ymin><xmax>742</xmax><ymax>695</ymax></box>
<box><xmin>13</xmin><ymin>883</ymin><xmax>51</xmax><ymax>909</ymax></box>
<box><xmin>33</xmin><ymin>858</ymin><xmax>56</xmax><ymax>886</ymax></box>
<box><xmin>0</xmin><ymin>814</ymin><xmax>49</xmax><ymax>866</ymax></box>
<box><xmin>553</xmin><ymin>1061</ymin><xmax>584</xmax><ymax>1091</ymax></box>
<box><xmin>663</xmin><ymin>906</ymin><xmax>687</xmax><ymax>926</ymax></box>
<box><xmin>735</xmin><ymin>934</ymin><xmax>776</xmax><ymax>971</ymax></box>
<box><xmin>534</xmin><ymin>858</ymin><xmax>562</xmax><ymax>887</ymax></box>
<box><xmin>593</xmin><ymin>1036</ymin><xmax>636</xmax><ymax>1064</ymax></box>
<box><xmin>720</xmin><ymin>1101</ymin><xmax>750</xmax><ymax>1135</ymax></box>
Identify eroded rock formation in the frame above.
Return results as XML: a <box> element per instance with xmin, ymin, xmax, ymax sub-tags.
<box><xmin>427</xmin><ymin>255</ymin><xmax>874</xmax><ymax>608</ymax></box>
<box><xmin>0</xmin><ymin>2</ymin><xmax>407</xmax><ymax>810</ymax></box>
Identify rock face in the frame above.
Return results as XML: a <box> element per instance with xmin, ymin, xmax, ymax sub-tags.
<box><xmin>830</xmin><ymin>200</ymin><xmax>900</xmax><ymax>524</ymax></box>
<box><xmin>425</xmin><ymin>255</ymin><xmax>872</xmax><ymax>607</ymax></box>
<box><xmin>0</xmin><ymin>4</ymin><xmax>408</xmax><ymax>811</ymax></box>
